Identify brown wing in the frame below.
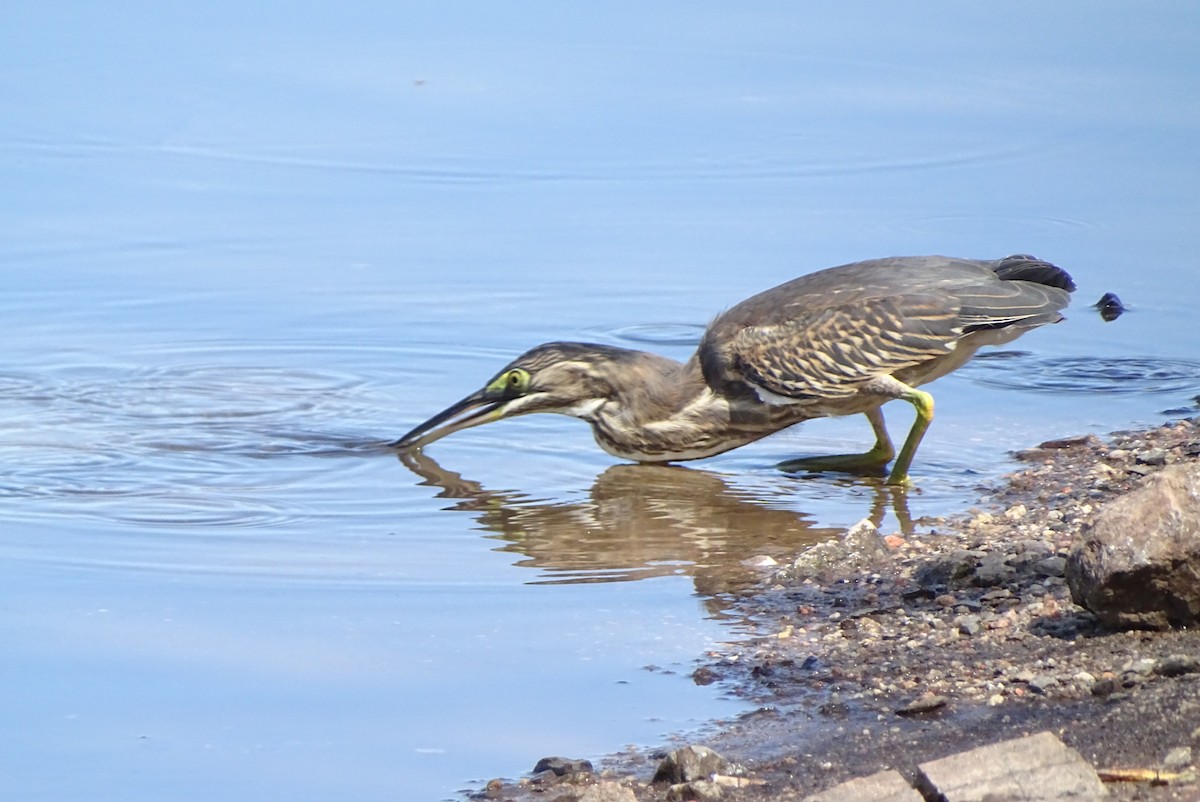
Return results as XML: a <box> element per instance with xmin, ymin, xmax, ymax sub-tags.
<box><xmin>698</xmin><ymin>255</ymin><xmax>1074</xmax><ymax>402</ymax></box>
<box><xmin>724</xmin><ymin>293</ymin><xmax>963</xmax><ymax>401</ymax></box>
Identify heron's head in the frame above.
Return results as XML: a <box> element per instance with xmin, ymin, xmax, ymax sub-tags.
<box><xmin>390</xmin><ymin>342</ymin><xmax>637</xmax><ymax>451</ymax></box>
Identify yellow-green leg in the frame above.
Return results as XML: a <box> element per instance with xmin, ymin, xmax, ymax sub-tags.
<box><xmin>778</xmin><ymin>406</ymin><xmax>896</xmax><ymax>475</ymax></box>
<box><xmin>886</xmin><ymin>388</ymin><xmax>935</xmax><ymax>486</ymax></box>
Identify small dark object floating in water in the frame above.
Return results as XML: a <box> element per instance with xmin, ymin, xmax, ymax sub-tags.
<box><xmin>1094</xmin><ymin>292</ymin><xmax>1125</xmax><ymax>322</ymax></box>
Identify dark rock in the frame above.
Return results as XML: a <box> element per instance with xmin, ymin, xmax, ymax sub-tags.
<box><xmin>973</xmin><ymin>554</ymin><xmax>1015</xmax><ymax>587</ymax></box>
<box><xmin>1156</xmin><ymin>654</ymin><xmax>1200</xmax><ymax>677</ymax></box>
<box><xmin>1037</xmin><ymin>434</ymin><xmax>1107</xmax><ymax>450</ymax></box>
<box><xmin>691</xmin><ymin>666</ymin><xmax>718</xmax><ymax>686</ymax></box>
<box><xmin>804</xmin><ymin>769</ymin><xmax>924</xmax><ymax>802</ymax></box>
<box><xmin>1034</xmin><ymin>556</ymin><xmax>1068</xmax><ymax>578</ymax></box>
<box><xmin>818</xmin><ymin>699</ymin><xmax>850</xmax><ymax>717</ymax></box>
<box><xmin>915</xmin><ymin>731</ymin><xmax>1107</xmax><ymax>801</ymax></box>
<box><xmin>533</xmin><ymin>755</ymin><xmax>594</xmax><ymax>777</ymax></box>
<box><xmin>527</xmin><ymin>770</ymin><xmax>561</xmax><ymax>787</ymax></box>
<box><xmin>915</xmin><ymin>550</ymin><xmax>976</xmax><ymax>588</ymax></box>
<box><xmin>1067</xmin><ymin>463</ymin><xmax>1200</xmax><ymax>629</ymax></box>
<box><xmin>653</xmin><ymin>745</ymin><xmax>736</xmax><ymax>784</ymax></box>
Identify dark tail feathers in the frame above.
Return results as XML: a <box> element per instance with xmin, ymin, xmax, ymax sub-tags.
<box><xmin>992</xmin><ymin>254</ymin><xmax>1076</xmax><ymax>293</ymax></box>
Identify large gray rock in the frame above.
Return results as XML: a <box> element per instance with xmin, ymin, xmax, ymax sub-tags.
<box><xmin>916</xmin><ymin>731</ymin><xmax>1107</xmax><ymax>801</ymax></box>
<box><xmin>1067</xmin><ymin>463</ymin><xmax>1200</xmax><ymax>629</ymax></box>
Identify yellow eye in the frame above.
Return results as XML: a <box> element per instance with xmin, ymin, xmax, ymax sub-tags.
<box><xmin>488</xmin><ymin>368</ymin><xmax>530</xmax><ymax>396</ymax></box>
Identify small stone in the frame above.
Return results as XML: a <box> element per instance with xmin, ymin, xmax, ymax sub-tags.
<box><xmin>1028</xmin><ymin>674</ymin><xmax>1059</xmax><ymax>694</ymax></box>
<box><xmin>790</xmin><ymin>519</ymin><xmax>888</xmax><ymax>578</ymax></box>
<box><xmin>580</xmin><ymin>782</ymin><xmax>638</xmax><ymax>802</ymax></box>
<box><xmin>1124</xmin><ymin>657</ymin><xmax>1158</xmax><ymax>677</ymax></box>
<box><xmin>803</xmin><ymin>769</ymin><xmax>925</xmax><ymax>802</ymax></box>
<box><xmin>742</xmin><ymin>555</ymin><xmax>778</xmax><ymax>568</ymax></box>
<box><xmin>895</xmin><ymin>693</ymin><xmax>948</xmax><ymax>716</ymax></box>
<box><xmin>1004</xmin><ymin>504</ymin><xmax>1028</xmax><ymax>521</ymax></box>
<box><xmin>533</xmin><ymin>756</ymin><xmax>594</xmax><ymax>777</ymax></box>
<box><xmin>1091</xmin><ymin>678</ymin><xmax>1118</xmax><ymax>697</ymax></box>
<box><xmin>653</xmin><ymin>746</ymin><xmax>736</xmax><ymax>784</ymax></box>
<box><xmin>1038</xmin><ymin>434</ymin><xmax>1105</xmax><ymax>450</ymax></box>
<box><xmin>957</xmin><ymin>616</ymin><xmax>982</xmax><ymax>636</ymax></box>
<box><xmin>666</xmin><ymin>780</ymin><xmax>723</xmax><ymax>802</ymax></box>
<box><xmin>1034</xmin><ymin>556</ymin><xmax>1067</xmax><ymax>577</ymax></box>
<box><xmin>974</xmin><ymin>556</ymin><xmax>1015</xmax><ymax>587</ymax></box>
<box><xmin>1164</xmin><ymin>746</ymin><xmax>1193</xmax><ymax>771</ymax></box>
<box><xmin>934</xmin><ymin>594</ymin><xmax>957</xmax><ymax>607</ymax></box>
<box><xmin>1157</xmin><ymin>654</ymin><xmax>1200</xmax><ymax>677</ymax></box>
<box><xmin>1136</xmin><ymin>447</ymin><xmax>1169</xmax><ymax>466</ymax></box>
<box><xmin>527</xmin><ymin>770</ymin><xmax>560</xmax><ymax>787</ymax></box>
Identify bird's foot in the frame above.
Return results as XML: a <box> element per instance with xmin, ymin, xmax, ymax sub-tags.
<box><xmin>777</xmin><ymin>447</ymin><xmax>893</xmax><ymax>478</ymax></box>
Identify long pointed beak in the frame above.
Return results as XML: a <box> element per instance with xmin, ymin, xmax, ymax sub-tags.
<box><xmin>388</xmin><ymin>390</ymin><xmax>508</xmax><ymax>451</ymax></box>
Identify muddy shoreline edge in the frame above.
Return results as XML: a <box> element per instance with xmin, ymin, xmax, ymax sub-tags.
<box><xmin>473</xmin><ymin>419</ymin><xmax>1200</xmax><ymax>802</ymax></box>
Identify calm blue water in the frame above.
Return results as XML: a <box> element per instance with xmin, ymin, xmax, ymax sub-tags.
<box><xmin>3</xmin><ymin>3</ymin><xmax>1199</xmax><ymax>800</ymax></box>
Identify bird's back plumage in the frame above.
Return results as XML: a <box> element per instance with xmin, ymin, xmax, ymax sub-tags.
<box><xmin>699</xmin><ymin>255</ymin><xmax>1073</xmax><ymax>405</ymax></box>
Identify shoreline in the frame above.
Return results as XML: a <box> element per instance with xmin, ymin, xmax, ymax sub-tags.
<box><xmin>474</xmin><ymin>418</ymin><xmax>1200</xmax><ymax>801</ymax></box>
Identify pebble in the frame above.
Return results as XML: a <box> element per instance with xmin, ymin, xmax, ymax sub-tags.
<box><xmin>1123</xmin><ymin>657</ymin><xmax>1158</xmax><ymax>677</ymax></box>
<box><xmin>895</xmin><ymin>693</ymin><xmax>948</xmax><ymax>716</ymax></box>
<box><xmin>653</xmin><ymin>745</ymin><xmax>737</xmax><ymax>785</ymax></box>
<box><xmin>1136</xmin><ymin>448</ymin><xmax>1169</xmax><ymax>466</ymax></box>
<box><xmin>1004</xmin><ymin>504</ymin><xmax>1027</xmax><ymax>521</ymax></box>
<box><xmin>1028</xmin><ymin>674</ymin><xmax>1059</xmax><ymax>694</ymax></box>
<box><xmin>533</xmin><ymin>756</ymin><xmax>594</xmax><ymax>777</ymax></box>
<box><xmin>1034</xmin><ymin>556</ymin><xmax>1067</xmax><ymax>577</ymax></box>
<box><xmin>1164</xmin><ymin>746</ymin><xmax>1193</xmax><ymax>771</ymax></box>
<box><xmin>1156</xmin><ymin>654</ymin><xmax>1200</xmax><ymax>677</ymax></box>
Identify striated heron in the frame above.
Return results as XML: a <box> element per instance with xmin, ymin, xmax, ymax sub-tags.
<box><xmin>390</xmin><ymin>255</ymin><xmax>1075</xmax><ymax>485</ymax></box>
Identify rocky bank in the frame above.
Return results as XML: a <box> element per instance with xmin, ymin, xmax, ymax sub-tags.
<box><xmin>473</xmin><ymin>419</ymin><xmax>1200</xmax><ymax>802</ymax></box>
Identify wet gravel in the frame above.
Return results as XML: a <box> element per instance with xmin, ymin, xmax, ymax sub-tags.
<box><xmin>473</xmin><ymin>419</ymin><xmax>1200</xmax><ymax>801</ymax></box>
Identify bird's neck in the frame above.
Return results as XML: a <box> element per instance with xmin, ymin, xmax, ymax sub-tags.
<box><xmin>579</xmin><ymin>351</ymin><xmax>801</xmax><ymax>462</ymax></box>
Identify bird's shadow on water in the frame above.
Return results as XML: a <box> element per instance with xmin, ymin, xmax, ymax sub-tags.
<box><xmin>395</xmin><ymin>449</ymin><xmax>915</xmax><ymax>602</ymax></box>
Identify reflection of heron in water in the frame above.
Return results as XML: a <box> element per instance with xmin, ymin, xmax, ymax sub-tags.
<box><xmin>398</xmin><ymin>451</ymin><xmax>913</xmax><ymax>599</ymax></box>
